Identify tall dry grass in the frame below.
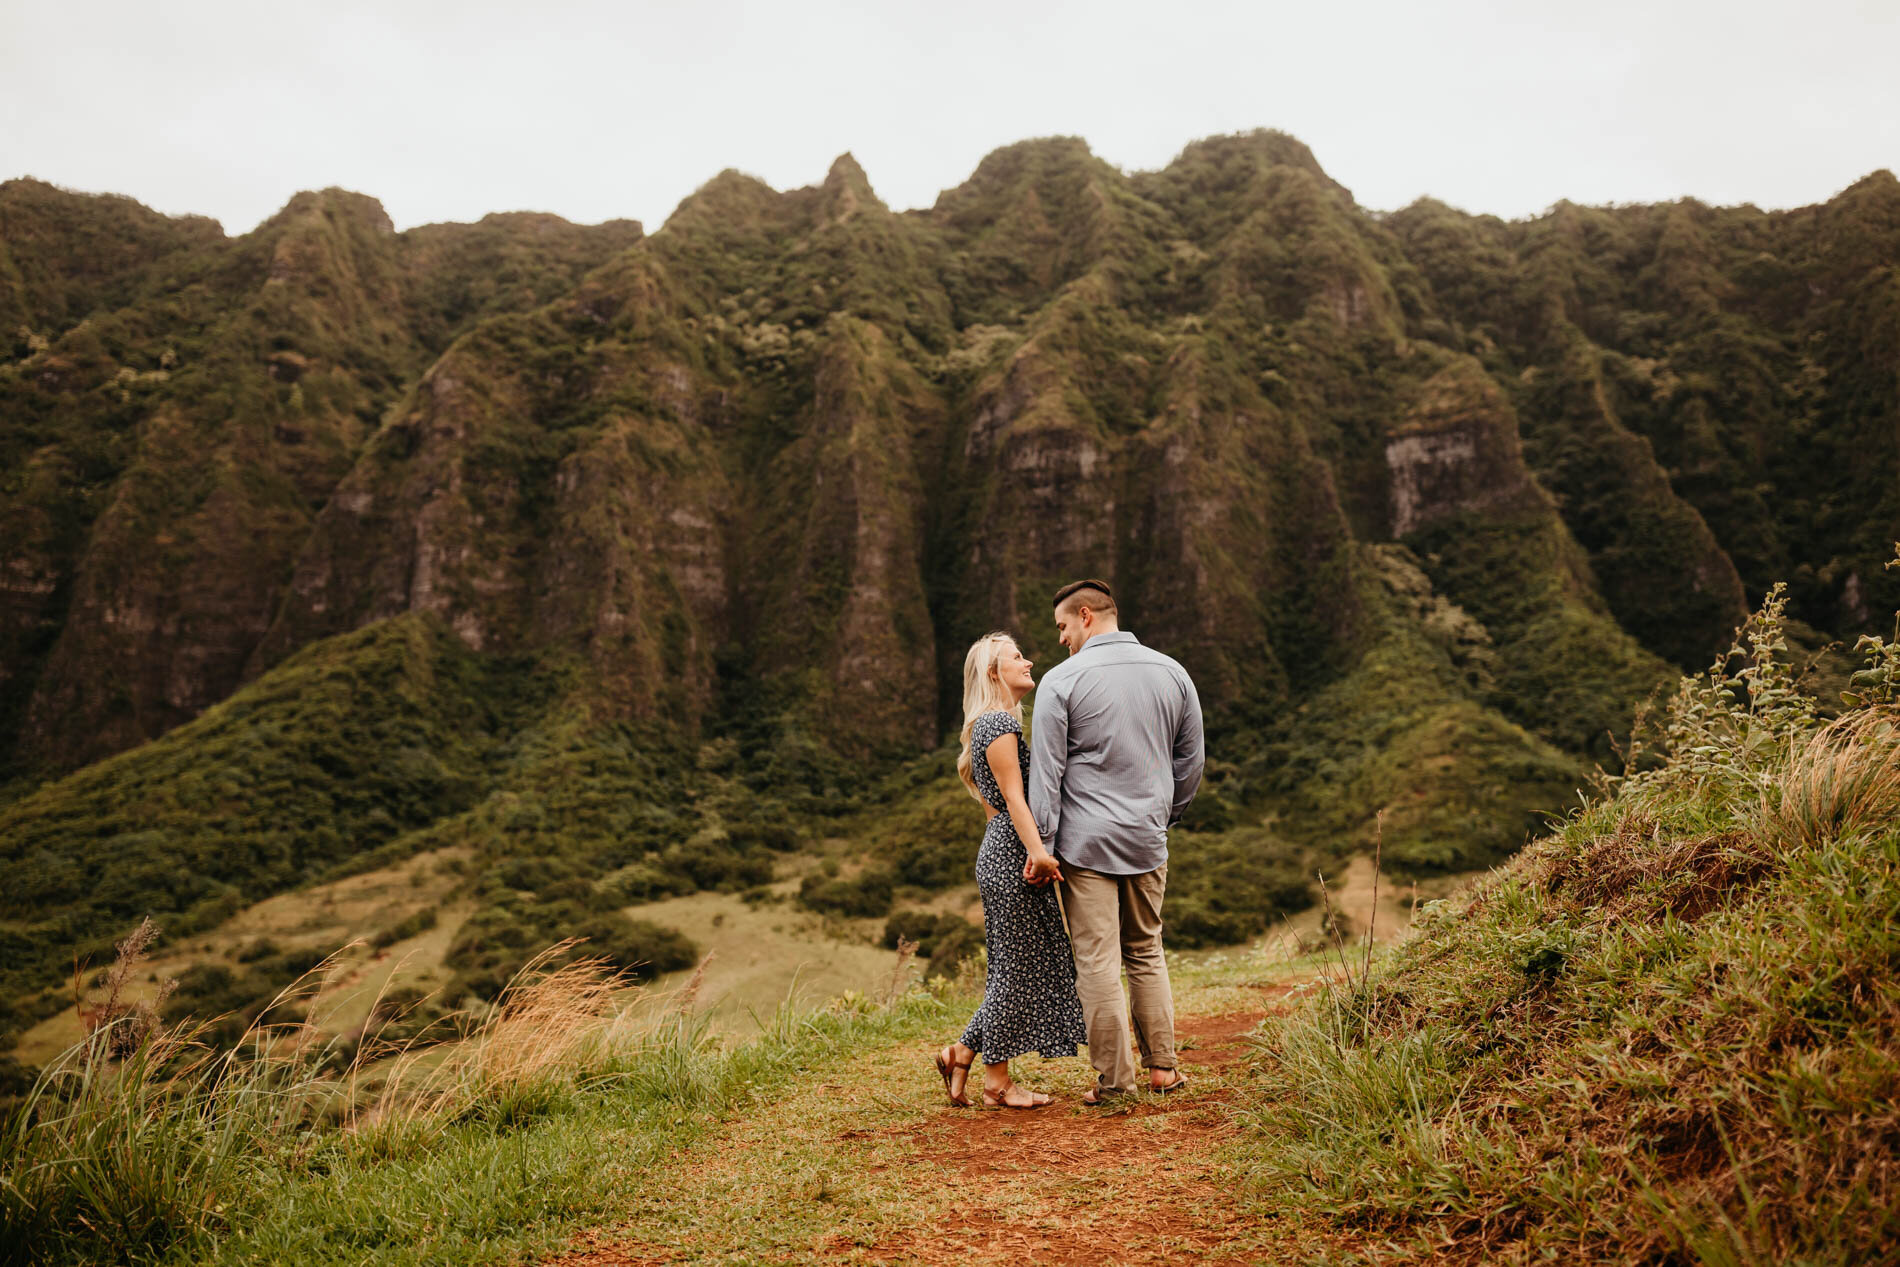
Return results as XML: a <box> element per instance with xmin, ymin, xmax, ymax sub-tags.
<box><xmin>1763</xmin><ymin>709</ymin><xmax>1900</xmax><ymax>850</ymax></box>
<box><xmin>4</xmin><ymin>920</ymin><xmax>944</xmax><ymax>1266</ymax></box>
<box><xmin>0</xmin><ymin>932</ymin><xmax>357</xmax><ymax>1264</ymax></box>
<box><xmin>0</xmin><ymin>932</ymin><xmax>714</xmax><ymax>1265</ymax></box>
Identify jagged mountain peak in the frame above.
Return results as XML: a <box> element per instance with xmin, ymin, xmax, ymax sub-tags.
<box><xmin>263</xmin><ymin>187</ymin><xmax>397</xmax><ymax>236</ymax></box>
<box><xmin>823</xmin><ymin>151</ymin><xmax>872</xmax><ymax>192</ymax></box>
<box><xmin>663</xmin><ymin>168</ymin><xmax>786</xmax><ymax>235</ymax></box>
<box><xmin>1849</xmin><ymin>167</ymin><xmax>1898</xmax><ymax>194</ymax></box>
<box><xmin>1159</xmin><ymin>128</ymin><xmax>1354</xmax><ymax>203</ymax></box>
<box><xmin>929</xmin><ymin>135</ymin><xmax>1118</xmax><ymax>224</ymax></box>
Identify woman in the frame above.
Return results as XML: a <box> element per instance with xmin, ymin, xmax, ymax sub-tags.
<box><xmin>933</xmin><ymin>632</ymin><xmax>1087</xmax><ymax>1108</ymax></box>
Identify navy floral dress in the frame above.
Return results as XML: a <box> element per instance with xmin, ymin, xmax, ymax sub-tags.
<box><xmin>959</xmin><ymin>710</ymin><xmax>1087</xmax><ymax>1066</ymax></box>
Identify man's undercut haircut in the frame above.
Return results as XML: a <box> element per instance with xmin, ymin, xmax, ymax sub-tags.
<box><xmin>1053</xmin><ymin>578</ymin><xmax>1118</xmax><ymax>616</ymax></box>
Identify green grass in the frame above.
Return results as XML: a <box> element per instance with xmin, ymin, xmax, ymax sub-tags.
<box><xmin>1230</xmin><ymin>595</ymin><xmax>1900</xmax><ymax>1262</ymax></box>
<box><xmin>1</xmin><ymin>941</ymin><xmax>954</xmax><ymax>1267</ymax></box>
<box><xmin>192</xmin><ymin>998</ymin><xmax>951</xmax><ymax>1267</ymax></box>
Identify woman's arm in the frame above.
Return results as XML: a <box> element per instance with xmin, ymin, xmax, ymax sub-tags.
<box><xmin>986</xmin><ymin>732</ymin><xmax>1062</xmax><ymax>884</ymax></box>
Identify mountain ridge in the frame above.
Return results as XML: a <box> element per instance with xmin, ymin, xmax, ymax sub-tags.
<box><xmin>3</xmin><ymin>130</ymin><xmax>1895</xmax><ymax>1027</ymax></box>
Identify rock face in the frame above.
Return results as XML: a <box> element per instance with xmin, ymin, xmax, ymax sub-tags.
<box><xmin>1385</xmin><ymin>361</ymin><xmax>1671</xmax><ymax>757</ymax></box>
<box><xmin>0</xmin><ymin>188</ymin><xmax>643</xmax><ymax>769</ymax></box>
<box><xmin>1387</xmin><ymin>360</ymin><xmax>1551</xmax><ymax>538</ymax></box>
<box><xmin>3</xmin><ymin>135</ymin><xmax>1897</xmax><ymax>793</ymax></box>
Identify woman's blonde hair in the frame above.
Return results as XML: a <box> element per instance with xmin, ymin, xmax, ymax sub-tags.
<box><xmin>956</xmin><ymin>632</ymin><xmax>1024</xmax><ymax>802</ymax></box>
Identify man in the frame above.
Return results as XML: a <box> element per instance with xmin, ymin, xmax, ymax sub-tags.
<box><xmin>1029</xmin><ymin>578</ymin><xmax>1205</xmax><ymax>1103</ymax></box>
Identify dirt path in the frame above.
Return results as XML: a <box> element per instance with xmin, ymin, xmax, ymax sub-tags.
<box><xmin>545</xmin><ymin>977</ymin><xmax>1343</xmax><ymax>1265</ymax></box>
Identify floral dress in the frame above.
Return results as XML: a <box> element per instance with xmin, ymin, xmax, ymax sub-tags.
<box><xmin>958</xmin><ymin>710</ymin><xmax>1087</xmax><ymax>1065</ymax></box>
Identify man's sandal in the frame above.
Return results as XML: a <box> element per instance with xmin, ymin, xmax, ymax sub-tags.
<box><xmin>935</xmin><ymin>1046</ymin><xmax>974</xmax><ymax>1107</ymax></box>
<box><xmin>982</xmin><ymin>1084</ymin><xmax>1054</xmax><ymax>1109</ymax></box>
<box><xmin>1151</xmin><ymin>1071</ymin><xmax>1190</xmax><ymax>1095</ymax></box>
<box><xmin>1080</xmin><ymin>1086</ymin><xmax>1129</xmax><ymax>1106</ymax></box>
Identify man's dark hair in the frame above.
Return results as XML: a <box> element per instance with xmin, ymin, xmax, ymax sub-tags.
<box><xmin>1052</xmin><ymin>578</ymin><xmax>1118</xmax><ymax>615</ymax></box>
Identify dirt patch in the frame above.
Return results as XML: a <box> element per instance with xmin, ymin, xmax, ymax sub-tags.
<box><xmin>859</xmin><ymin>1189</ymin><xmax>1263</xmax><ymax>1266</ymax></box>
<box><xmin>844</xmin><ymin>1008</ymin><xmax>1285</xmax><ymax>1263</ymax></box>
<box><xmin>546</xmin><ymin>988</ymin><xmax>1338</xmax><ymax>1265</ymax></box>
<box><xmin>554</xmin><ymin>1229</ymin><xmax>676</xmax><ymax>1266</ymax></box>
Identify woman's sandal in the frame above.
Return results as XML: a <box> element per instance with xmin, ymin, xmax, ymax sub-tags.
<box><xmin>981</xmin><ymin>1083</ymin><xmax>1054</xmax><ymax>1109</ymax></box>
<box><xmin>935</xmin><ymin>1046</ymin><xmax>974</xmax><ymax>1107</ymax></box>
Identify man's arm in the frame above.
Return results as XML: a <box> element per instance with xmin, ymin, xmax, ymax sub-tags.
<box><xmin>1027</xmin><ymin>675</ymin><xmax>1070</xmax><ymax>851</ymax></box>
<box><xmin>1169</xmin><ymin>671</ymin><xmax>1205</xmax><ymax>825</ymax></box>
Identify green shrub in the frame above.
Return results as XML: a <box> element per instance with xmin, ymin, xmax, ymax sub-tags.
<box><xmin>922</xmin><ymin>920</ymin><xmax>982</xmax><ymax>980</ymax></box>
<box><xmin>1164</xmin><ymin>829</ymin><xmax>1313</xmax><ymax>948</ymax></box>
<box><xmin>880</xmin><ymin>910</ymin><xmax>979</xmax><ymax>961</ymax></box>
<box><xmin>798</xmin><ymin>869</ymin><xmax>896</xmax><ymax>918</ymax></box>
<box><xmin>445</xmin><ymin>901</ymin><xmax>697</xmax><ymax>1001</ymax></box>
<box><xmin>370</xmin><ymin>906</ymin><xmax>439</xmax><ymax>950</ymax></box>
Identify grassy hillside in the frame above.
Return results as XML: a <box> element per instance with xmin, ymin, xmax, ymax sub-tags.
<box><xmin>1235</xmin><ymin>576</ymin><xmax>1900</xmax><ymax>1261</ymax></box>
<box><xmin>0</xmin><ymin>615</ymin><xmax>710</xmax><ymax>1042</ymax></box>
<box><xmin>0</xmin><ymin>617</ymin><xmax>522</xmax><ymax>990</ymax></box>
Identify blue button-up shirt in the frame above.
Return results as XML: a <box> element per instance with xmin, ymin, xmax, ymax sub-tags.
<box><xmin>1027</xmin><ymin>631</ymin><xmax>1205</xmax><ymax>875</ymax></box>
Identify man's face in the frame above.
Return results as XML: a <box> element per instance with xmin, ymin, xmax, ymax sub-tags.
<box><xmin>1054</xmin><ymin>603</ymin><xmax>1086</xmax><ymax>656</ymax></box>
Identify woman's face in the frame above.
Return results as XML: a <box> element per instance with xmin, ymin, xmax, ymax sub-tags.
<box><xmin>992</xmin><ymin>641</ymin><xmax>1035</xmax><ymax>697</ymax></box>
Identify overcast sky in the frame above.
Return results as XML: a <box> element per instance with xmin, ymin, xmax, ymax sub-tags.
<box><xmin>3</xmin><ymin>0</ymin><xmax>1895</xmax><ymax>237</ymax></box>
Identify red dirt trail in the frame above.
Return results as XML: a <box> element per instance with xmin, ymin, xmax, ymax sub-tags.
<box><xmin>547</xmin><ymin>981</ymin><xmax>1339</xmax><ymax>1265</ymax></box>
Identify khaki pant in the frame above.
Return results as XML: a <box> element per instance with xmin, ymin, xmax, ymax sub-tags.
<box><xmin>1063</xmin><ymin>864</ymin><xmax>1175</xmax><ymax>1094</ymax></box>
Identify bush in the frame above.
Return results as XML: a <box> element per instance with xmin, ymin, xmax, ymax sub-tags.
<box><xmin>594</xmin><ymin>860</ymin><xmax>696</xmax><ymax>906</ymax></box>
<box><xmin>161</xmin><ymin>952</ymin><xmax>322</xmax><ymax>1047</ymax></box>
<box><xmin>445</xmin><ymin>899</ymin><xmax>698</xmax><ymax>1000</ymax></box>
<box><xmin>571</xmin><ymin>914</ymin><xmax>698</xmax><ymax>980</ymax></box>
<box><xmin>923</xmin><ymin>920</ymin><xmax>982</xmax><ymax>980</ymax></box>
<box><xmin>370</xmin><ymin>906</ymin><xmax>439</xmax><ymax>950</ymax></box>
<box><xmin>1164</xmin><ymin>829</ymin><xmax>1313</xmax><ymax>948</ymax></box>
<box><xmin>882</xmin><ymin>909</ymin><xmax>948</xmax><ymax>951</ymax></box>
<box><xmin>798</xmin><ymin>868</ymin><xmax>895</xmax><ymax>918</ymax></box>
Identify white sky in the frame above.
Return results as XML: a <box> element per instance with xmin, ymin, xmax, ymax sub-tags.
<box><xmin>2</xmin><ymin>0</ymin><xmax>1896</xmax><ymax>237</ymax></box>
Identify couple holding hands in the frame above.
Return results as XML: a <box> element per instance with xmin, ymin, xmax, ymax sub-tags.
<box><xmin>935</xmin><ymin>578</ymin><xmax>1205</xmax><ymax>1109</ymax></box>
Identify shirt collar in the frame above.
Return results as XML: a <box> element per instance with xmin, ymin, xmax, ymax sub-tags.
<box><xmin>1078</xmin><ymin>631</ymin><xmax>1139</xmax><ymax>654</ymax></box>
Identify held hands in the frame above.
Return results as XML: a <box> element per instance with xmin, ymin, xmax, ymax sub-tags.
<box><xmin>1022</xmin><ymin>850</ymin><xmax>1064</xmax><ymax>886</ymax></box>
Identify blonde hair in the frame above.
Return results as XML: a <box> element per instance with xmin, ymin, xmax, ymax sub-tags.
<box><xmin>956</xmin><ymin>632</ymin><xmax>1024</xmax><ymax>802</ymax></box>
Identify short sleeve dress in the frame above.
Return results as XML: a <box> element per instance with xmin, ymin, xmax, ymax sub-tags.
<box><xmin>958</xmin><ymin>710</ymin><xmax>1087</xmax><ymax>1066</ymax></box>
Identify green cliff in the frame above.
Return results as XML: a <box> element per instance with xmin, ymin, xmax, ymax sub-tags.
<box><xmin>3</xmin><ymin>134</ymin><xmax>1895</xmax><ymax>1018</ymax></box>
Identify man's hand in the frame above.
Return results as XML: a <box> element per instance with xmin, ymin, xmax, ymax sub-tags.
<box><xmin>1023</xmin><ymin>852</ymin><xmax>1063</xmax><ymax>885</ymax></box>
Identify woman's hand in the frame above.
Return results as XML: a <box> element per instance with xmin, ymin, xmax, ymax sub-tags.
<box><xmin>985</xmin><ymin>730</ymin><xmax>1061</xmax><ymax>886</ymax></box>
<box><xmin>1023</xmin><ymin>851</ymin><xmax>1063</xmax><ymax>885</ymax></box>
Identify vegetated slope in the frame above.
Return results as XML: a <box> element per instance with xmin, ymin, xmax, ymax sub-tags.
<box><xmin>2</xmin><ymin>135</ymin><xmax>1896</xmax><ymax>1030</ymax></box>
<box><xmin>1239</xmin><ymin>581</ymin><xmax>1900</xmax><ymax>1262</ymax></box>
<box><xmin>0</xmin><ymin>184</ymin><xmax>643</xmax><ymax>774</ymax></box>
<box><xmin>0</xmin><ymin>611</ymin><xmax>770</xmax><ymax>1039</ymax></box>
